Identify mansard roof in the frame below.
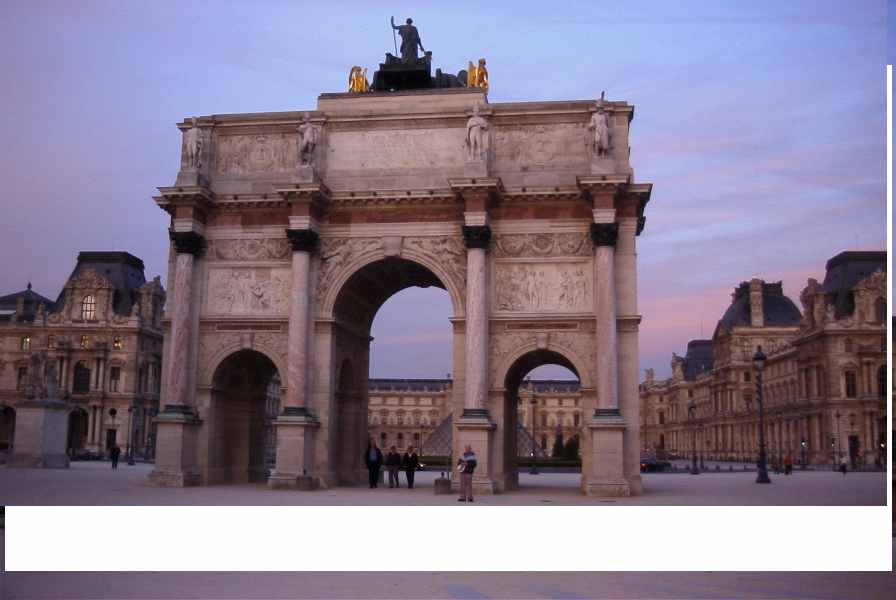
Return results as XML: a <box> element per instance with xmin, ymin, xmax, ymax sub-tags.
<box><xmin>54</xmin><ymin>252</ymin><xmax>147</xmax><ymax>316</ymax></box>
<box><xmin>683</xmin><ymin>339</ymin><xmax>713</xmax><ymax>381</ymax></box>
<box><xmin>821</xmin><ymin>251</ymin><xmax>886</xmax><ymax>319</ymax></box>
<box><xmin>717</xmin><ymin>280</ymin><xmax>801</xmax><ymax>334</ymax></box>
<box><xmin>0</xmin><ymin>284</ymin><xmax>54</xmax><ymax>322</ymax></box>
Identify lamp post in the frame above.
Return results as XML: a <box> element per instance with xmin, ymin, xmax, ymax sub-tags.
<box><xmin>126</xmin><ymin>405</ymin><xmax>134</xmax><ymax>465</ymax></box>
<box><xmin>753</xmin><ymin>346</ymin><xmax>771</xmax><ymax>484</ymax></box>
<box><xmin>834</xmin><ymin>410</ymin><xmax>842</xmax><ymax>467</ymax></box>
<box><xmin>528</xmin><ymin>378</ymin><xmax>538</xmax><ymax>475</ymax></box>
<box><xmin>688</xmin><ymin>402</ymin><xmax>699</xmax><ymax>475</ymax></box>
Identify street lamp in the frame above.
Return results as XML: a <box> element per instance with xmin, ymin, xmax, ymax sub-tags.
<box><xmin>688</xmin><ymin>402</ymin><xmax>699</xmax><ymax>475</ymax></box>
<box><xmin>753</xmin><ymin>346</ymin><xmax>771</xmax><ymax>484</ymax></box>
<box><xmin>527</xmin><ymin>378</ymin><xmax>538</xmax><ymax>475</ymax></box>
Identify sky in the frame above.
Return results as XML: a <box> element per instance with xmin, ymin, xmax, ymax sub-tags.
<box><xmin>0</xmin><ymin>1</ymin><xmax>888</xmax><ymax>382</ymax></box>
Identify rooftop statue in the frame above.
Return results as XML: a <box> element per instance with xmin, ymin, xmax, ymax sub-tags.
<box><xmin>391</xmin><ymin>16</ymin><xmax>425</xmax><ymax>64</ymax></box>
<box><xmin>467</xmin><ymin>58</ymin><xmax>489</xmax><ymax>92</ymax></box>
<box><xmin>348</xmin><ymin>66</ymin><xmax>369</xmax><ymax>93</ymax></box>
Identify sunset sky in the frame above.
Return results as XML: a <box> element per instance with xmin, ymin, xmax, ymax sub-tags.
<box><xmin>0</xmin><ymin>1</ymin><xmax>888</xmax><ymax>382</ymax></box>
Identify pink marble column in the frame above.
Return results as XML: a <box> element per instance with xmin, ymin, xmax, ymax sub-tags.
<box><xmin>283</xmin><ymin>229</ymin><xmax>318</xmax><ymax>415</ymax></box>
<box><xmin>591</xmin><ymin>222</ymin><xmax>619</xmax><ymax>415</ymax></box>
<box><xmin>163</xmin><ymin>231</ymin><xmax>203</xmax><ymax>412</ymax></box>
<box><xmin>462</xmin><ymin>225</ymin><xmax>491</xmax><ymax>415</ymax></box>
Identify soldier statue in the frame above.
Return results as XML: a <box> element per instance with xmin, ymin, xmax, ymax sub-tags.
<box><xmin>391</xmin><ymin>16</ymin><xmax>425</xmax><ymax>64</ymax></box>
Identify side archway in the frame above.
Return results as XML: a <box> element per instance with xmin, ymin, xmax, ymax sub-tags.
<box><xmin>0</xmin><ymin>405</ymin><xmax>15</xmax><ymax>453</ymax></box>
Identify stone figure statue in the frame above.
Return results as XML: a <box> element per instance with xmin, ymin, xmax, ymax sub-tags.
<box><xmin>465</xmin><ymin>104</ymin><xmax>490</xmax><ymax>162</ymax></box>
<box><xmin>183</xmin><ymin>117</ymin><xmax>202</xmax><ymax>169</ymax></box>
<box><xmin>26</xmin><ymin>352</ymin><xmax>48</xmax><ymax>399</ymax></box>
<box><xmin>391</xmin><ymin>16</ymin><xmax>425</xmax><ymax>63</ymax></box>
<box><xmin>588</xmin><ymin>105</ymin><xmax>610</xmax><ymax>157</ymax></box>
<box><xmin>297</xmin><ymin>113</ymin><xmax>319</xmax><ymax>167</ymax></box>
<box><xmin>348</xmin><ymin>66</ymin><xmax>369</xmax><ymax>93</ymax></box>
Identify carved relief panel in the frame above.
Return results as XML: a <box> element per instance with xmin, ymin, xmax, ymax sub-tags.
<box><xmin>206</xmin><ymin>268</ymin><xmax>291</xmax><ymax>315</ymax></box>
<box><xmin>206</xmin><ymin>238</ymin><xmax>291</xmax><ymax>261</ymax></box>
<box><xmin>494</xmin><ymin>263</ymin><xmax>591</xmax><ymax>313</ymax></box>
<box><xmin>214</xmin><ymin>134</ymin><xmax>297</xmax><ymax>176</ymax></box>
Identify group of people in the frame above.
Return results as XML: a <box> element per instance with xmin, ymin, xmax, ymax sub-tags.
<box><xmin>364</xmin><ymin>442</ymin><xmax>420</xmax><ymax>489</ymax></box>
<box><xmin>364</xmin><ymin>441</ymin><xmax>480</xmax><ymax>502</ymax></box>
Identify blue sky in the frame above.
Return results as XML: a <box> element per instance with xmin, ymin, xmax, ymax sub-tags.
<box><xmin>0</xmin><ymin>1</ymin><xmax>888</xmax><ymax>381</ymax></box>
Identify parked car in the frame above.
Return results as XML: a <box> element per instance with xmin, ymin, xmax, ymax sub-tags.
<box><xmin>640</xmin><ymin>455</ymin><xmax>672</xmax><ymax>472</ymax></box>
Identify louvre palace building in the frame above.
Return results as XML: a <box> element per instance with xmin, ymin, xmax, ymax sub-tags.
<box><xmin>0</xmin><ymin>252</ymin><xmax>165</xmax><ymax>465</ymax></box>
<box><xmin>640</xmin><ymin>251</ymin><xmax>887</xmax><ymax>468</ymax></box>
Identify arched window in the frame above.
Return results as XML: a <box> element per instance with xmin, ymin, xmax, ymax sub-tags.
<box><xmin>844</xmin><ymin>371</ymin><xmax>857</xmax><ymax>398</ymax></box>
<box><xmin>843</xmin><ymin>338</ymin><xmax>853</xmax><ymax>353</ymax></box>
<box><xmin>73</xmin><ymin>362</ymin><xmax>91</xmax><ymax>394</ymax></box>
<box><xmin>81</xmin><ymin>295</ymin><xmax>96</xmax><ymax>320</ymax></box>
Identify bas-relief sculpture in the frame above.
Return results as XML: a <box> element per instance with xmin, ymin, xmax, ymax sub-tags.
<box><xmin>316</xmin><ymin>238</ymin><xmax>385</xmax><ymax>304</ymax></box>
<box><xmin>215</xmin><ymin>134</ymin><xmax>297</xmax><ymax>176</ymax></box>
<box><xmin>206</xmin><ymin>238</ymin><xmax>291</xmax><ymax>262</ymax></box>
<box><xmin>493</xmin><ymin>233</ymin><xmax>590</xmax><ymax>258</ymax></box>
<box><xmin>326</xmin><ymin>129</ymin><xmax>466</xmax><ymax>171</ymax></box>
<box><xmin>493</xmin><ymin>123</ymin><xmax>589</xmax><ymax>169</ymax></box>
<box><xmin>207</xmin><ymin>268</ymin><xmax>291</xmax><ymax>315</ymax></box>
<box><xmin>405</xmin><ymin>236</ymin><xmax>467</xmax><ymax>296</ymax></box>
<box><xmin>494</xmin><ymin>263</ymin><xmax>590</xmax><ymax>313</ymax></box>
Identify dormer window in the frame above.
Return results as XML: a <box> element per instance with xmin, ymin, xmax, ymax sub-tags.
<box><xmin>20</xmin><ymin>336</ymin><xmax>31</xmax><ymax>351</ymax></box>
<box><xmin>81</xmin><ymin>295</ymin><xmax>96</xmax><ymax>320</ymax></box>
<box><xmin>113</xmin><ymin>337</ymin><xmax>123</xmax><ymax>350</ymax></box>
<box><xmin>80</xmin><ymin>335</ymin><xmax>90</xmax><ymax>349</ymax></box>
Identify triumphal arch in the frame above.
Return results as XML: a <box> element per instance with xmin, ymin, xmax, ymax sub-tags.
<box><xmin>149</xmin><ymin>34</ymin><xmax>652</xmax><ymax>496</ymax></box>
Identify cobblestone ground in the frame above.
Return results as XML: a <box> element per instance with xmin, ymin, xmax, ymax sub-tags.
<box><xmin>2</xmin><ymin>529</ymin><xmax>894</xmax><ymax>600</ymax></box>
<box><xmin>0</xmin><ymin>461</ymin><xmax>886</xmax><ymax>505</ymax></box>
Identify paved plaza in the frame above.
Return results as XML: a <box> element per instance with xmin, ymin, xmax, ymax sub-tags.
<box><xmin>0</xmin><ymin>462</ymin><xmax>886</xmax><ymax>506</ymax></box>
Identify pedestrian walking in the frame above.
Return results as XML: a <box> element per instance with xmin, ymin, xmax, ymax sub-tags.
<box><xmin>457</xmin><ymin>444</ymin><xmax>477</xmax><ymax>502</ymax></box>
<box><xmin>402</xmin><ymin>446</ymin><xmax>420</xmax><ymax>489</ymax></box>
<box><xmin>784</xmin><ymin>454</ymin><xmax>792</xmax><ymax>475</ymax></box>
<box><xmin>110</xmin><ymin>444</ymin><xmax>121</xmax><ymax>469</ymax></box>
<box><xmin>386</xmin><ymin>445</ymin><xmax>401</xmax><ymax>488</ymax></box>
<box><xmin>839</xmin><ymin>455</ymin><xmax>848</xmax><ymax>475</ymax></box>
<box><xmin>364</xmin><ymin>440</ymin><xmax>383</xmax><ymax>488</ymax></box>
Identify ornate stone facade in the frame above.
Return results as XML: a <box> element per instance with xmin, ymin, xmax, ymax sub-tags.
<box><xmin>151</xmin><ymin>83</ymin><xmax>652</xmax><ymax>495</ymax></box>
<box><xmin>640</xmin><ymin>252</ymin><xmax>887</xmax><ymax>469</ymax></box>
<box><xmin>0</xmin><ymin>252</ymin><xmax>165</xmax><ymax>462</ymax></box>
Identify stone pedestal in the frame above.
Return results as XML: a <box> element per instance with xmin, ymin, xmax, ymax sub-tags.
<box><xmin>295</xmin><ymin>165</ymin><xmax>316</xmax><ymax>183</ymax></box>
<box><xmin>268</xmin><ymin>413</ymin><xmax>319</xmax><ymax>490</ymax></box>
<box><xmin>464</xmin><ymin>159</ymin><xmax>489</xmax><ymax>178</ymax></box>
<box><xmin>455</xmin><ymin>411</ymin><xmax>496</xmax><ymax>495</ymax></box>
<box><xmin>590</xmin><ymin>156</ymin><xmax>615</xmax><ymax>175</ymax></box>
<box><xmin>148</xmin><ymin>410</ymin><xmax>201</xmax><ymax>487</ymax></box>
<box><xmin>585</xmin><ymin>416</ymin><xmax>630</xmax><ymax>497</ymax></box>
<box><xmin>7</xmin><ymin>400</ymin><xmax>71</xmax><ymax>469</ymax></box>
<box><xmin>174</xmin><ymin>170</ymin><xmax>208</xmax><ymax>187</ymax></box>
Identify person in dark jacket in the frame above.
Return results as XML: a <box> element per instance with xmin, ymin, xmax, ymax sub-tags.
<box><xmin>457</xmin><ymin>444</ymin><xmax>477</xmax><ymax>502</ymax></box>
<box><xmin>110</xmin><ymin>444</ymin><xmax>121</xmax><ymax>469</ymax></box>
<box><xmin>364</xmin><ymin>440</ymin><xmax>383</xmax><ymax>488</ymax></box>
<box><xmin>385</xmin><ymin>445</ymin><xmax>402</xmax><ymax>488</ymax></box>
<box><xmin>402</xmin><ymin>446</ymin><xmax>420</xmax><ymax>489</ymax></box>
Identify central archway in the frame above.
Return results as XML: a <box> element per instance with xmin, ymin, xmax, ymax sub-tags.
<box><xmin>323</xmin><ymin>255</ymin><xmax>460</xmax><ymax>488</ymax></box>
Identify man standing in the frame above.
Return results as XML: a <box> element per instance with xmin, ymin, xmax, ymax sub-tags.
<box><xmin>391</xmin><ymin>16</ymin><xmax>425</xmax><ymax>63</ymax></box>
<box><xmin>110</xmin><ymin>444</ymin><xmax>121</xmax><ymax>469</ymax></box>
<box><xmin>457</xmin><ymin>444</ymin><xmax>477</xmax><ymax>502</ymax></box>
<box><xmin>386</xmin><ymin>445</ymin><xmax>402</xmax><ymax>488</ymax></box>
<box><xmin>402</xmin><ymin>446</ymin><xmax>420</xmax><ymax>489</ymax></box>
<box><xmin>365</xmin><ymin>440</ymin><xmax>383</xmax><ymax>488</ymax></box>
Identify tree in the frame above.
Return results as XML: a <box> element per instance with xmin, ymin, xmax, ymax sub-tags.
<box><xmin>563</xmin><ymin>434</ymin><xmax>580</xmax><ymax>460</ymax></box>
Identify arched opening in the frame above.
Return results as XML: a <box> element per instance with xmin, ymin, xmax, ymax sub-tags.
<box><xmin>67</xmin><ymin>407</ymin><xmax>89</xmax><ymax>455</ymax></box>
<box><xmin>210</xmin><ymin>350</ymin><xmax>281</xmax><ymax>484</ymax></box>
<box><xmin>72</xmin><ymin>362</ymin><xmax>91</xmax><ymax>394</ymax></box>
<box><xmin>502</xmin><ymin>349</ymin><xmax>582</xmax><ymax>492</ymax></box>
<box><xmin>331</xmin><ymin>256</ymin><xmax>455</xmax><ymax>488</ymax></box>
<box><xmin>0</xmin><ymin>406</ymin><xmax>15</xmax><ymax>454</ymax></box>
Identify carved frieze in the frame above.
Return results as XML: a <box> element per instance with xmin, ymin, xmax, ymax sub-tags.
<box><xmin>207</xmin><ymin>268</ymin><xmax>291</xmax><ymax>315</ymax></box>
<box><xmin>316</xmin><ymin>238</ymin><xmax>385</xmax><ymax>304</ymax></box>
<box><xmin>405</xmin><ymin>235</ymin><xmax>467</xmax><ymax>296</ymax></box>
<box><xmin>493</xmin><ymin>232</ymin><xmax>590</xmax><ymax>258</ymax></box>
<box><xmin>206</xmin><ymin>238</ymin><xmax>291</xmax><ymax>261</ymax></box>
<box><xmin>215</xmin><ymin>134</ymin><xmax>297</xmax><ymax>176</ymax></box>
<box><xmin>494</xmin><ymin>263</ymin><xmax>590</xmax><ymax>312</ymax></box>
<box><xmin>493</xmin><ymin>123</ymin><xmax>588</xmax><ymax>169</ymax></box>
<box><xmin>198</xmin><ymin>330</ymin><xmax>288</xmax><ymax>385</ymax></box>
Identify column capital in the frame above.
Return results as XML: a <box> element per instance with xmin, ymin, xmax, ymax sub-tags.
<box><xmin>286</xmin><ymin>228</ymin><xmax>320</xmax><ymax>253</ymax></box>
<box><xmin>590</xmin><ymin>222</ymin><xmax>618</xmax><ymax>247</ymax></box>
<box><xmin>462</xmin><ymin>225</ymin><xmax>492</xmax><ymax>249</ymax></box>
<box><xmin>169</xmin><ymin>230</ymin><xmax>206</xmax><ymax>256</ymax></box>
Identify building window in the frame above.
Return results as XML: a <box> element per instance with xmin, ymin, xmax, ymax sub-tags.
<box><xmin>574</xmin><ymin>413</ymin><xmax>580</xmax><ymax>427</ymax></box>
<box><xmin>540</xmin><ymin>435</ymin><xmax>547</xmax><ymax>450</ymax></box>
<box><xmin>397</xmin><ymin>433</ymin><xmax>404</xmax><ymax>448</ymax></box>
<box><xmin>17</xmin><ymin>367</ymin><xmax>28</xmax><ymax>390</ymax></box>
<box><xmin>744</xmin><ymin>372</ymin><xmax>751</xmax><ymax>382</ymax></box>
<box><xmin>81</xmin><ymin>295</ymin><xmax>96</xmax><ymax>320</ymax></box>
<box><xmin>877</xmin><ymin>365</ymin><xmax>886</xmax><ymax>398</ymax></box>
<box><xmin>658</xmin><ymin>411</ymin><xmax>665</xmax><ymax>425</ymax></box>
<box><xmin>843</xmin><ymin>338</ymin><xmax>853</xmax><ymax>353</ymax></box>
<box><xmin>109</xmin><ymin>367</ymin><xmax>121</xmax><ymax>392</ymax></box>
<box><xmin>379</xmin><ymin>432</ymin><xmax>387</xmax><ymax>444</ymax></box>
<box><xmin>688</xmin><ymin>389</ymin><xmax>694</xmax><ymax>398</ymax></box>
<box><xmin>47</xmin><ymin>335</ymin><xmax>55</xmax><ymax>349</ymax></box>
<box><xmin>20</xmin><ymin>336</ymin><xmax>31</xmax><ymax>351</ymax></box>
<box><xmin>541</xmin><ymin>414</ymin><xmax>547</xmax><ymax>427</ymax></box>
<box><xmin>80</xmin><ymin>335</ymin><xmax>90</xmax><ymax>349</ymax></box>
<box><xmin>73</xmin><ymin>362</ymin><xmax>91</xmax><ymax>394</ymax></box>
<box><xmin>844</xmin><ymin>371</ymin><xmax>857</xmax><ymax>398</ymax></box>
<box><xmin>113</xmin><ymin>337</ymin><xmax>123</xmax><ymax>350</ymax></box>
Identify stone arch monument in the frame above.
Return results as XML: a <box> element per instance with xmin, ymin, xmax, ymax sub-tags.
<box><xmin>149</xmin><ymin>56</ymin><xmax>652</xmax><ymax>496</ymax></box>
